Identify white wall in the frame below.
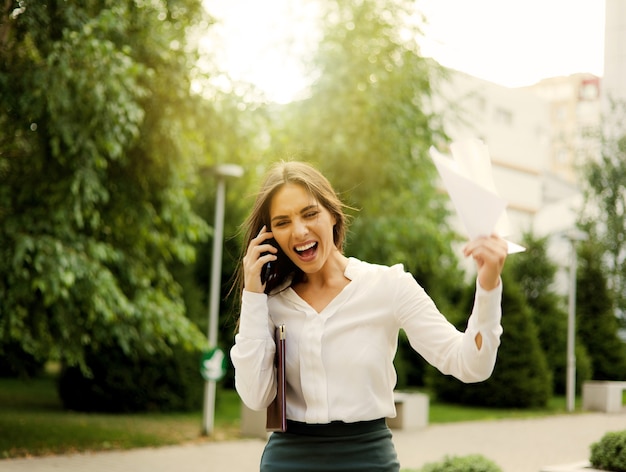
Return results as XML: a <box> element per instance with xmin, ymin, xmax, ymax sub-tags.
<box><xmin>603</xmin><ymin>0</ymin><xmax>626</xmax><ymax>108</ymax></box>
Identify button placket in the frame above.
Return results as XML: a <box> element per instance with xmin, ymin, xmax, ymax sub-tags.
<box><xmin>300</xmin><ymin>310</ymin><xmax>329</xmax><ymax>423</ymax></box>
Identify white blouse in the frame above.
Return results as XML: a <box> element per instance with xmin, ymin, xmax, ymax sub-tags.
<box><xmin>230</xmin><ymin>257</ymin><xmax>503</xmax><ymax>424</ymax></box>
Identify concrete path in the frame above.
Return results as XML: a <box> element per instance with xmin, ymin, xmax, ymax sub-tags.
<box><xmin>2</xmin><ymin>411</ymin><xmax>624</xmax><ymax>472</ymax></box>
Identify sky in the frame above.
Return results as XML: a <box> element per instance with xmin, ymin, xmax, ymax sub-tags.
<box><xmin>204</xmin><ymin>0</ymin><xmax>606</xmax><ymax>103</ymax></box>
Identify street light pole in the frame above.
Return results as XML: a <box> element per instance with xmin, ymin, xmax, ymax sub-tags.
<box><xmin>202</xmin><ymin>164</ymin><xmax>243</xmax><ymax>436</ymax></box>
<box><xmin>566</xmin><ymin>240</ymin><xmax>578</xmax><ymax>413</ymax></box>
<box><xmin>564</xmin><ymin>229</ymin><xmax>586</xmax><ymax>413</ymax></box>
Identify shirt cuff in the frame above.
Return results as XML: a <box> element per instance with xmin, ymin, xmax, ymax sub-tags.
<box><xmin>238</xmin><ymin>290</ymin><xmax>273</xmax><ymax>339</ymax></box>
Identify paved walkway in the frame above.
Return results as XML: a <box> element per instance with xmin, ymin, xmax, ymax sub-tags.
<box><xmin>2</xmin><ymin>411</ymin><xmax>625</xmax><ymax>472</ymax></box>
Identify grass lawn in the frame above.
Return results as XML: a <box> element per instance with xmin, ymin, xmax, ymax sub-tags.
<box><xmin>0</xmin><ymin>373</ymin><xmax>584</xmax><ymax>460</ymax></box>
<box><xmin>429</xmin><ymin>394</ymin><xmax>582</xmax><ymax>423</ymax></box>
<box><xmin>0</xmin><ymin>373</ymin><xmax>240</xmax><ymax>459</ymax></box>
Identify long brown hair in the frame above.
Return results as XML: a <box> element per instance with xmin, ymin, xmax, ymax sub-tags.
<box><xmin>234</xmin><ymin>161</ymin><xmax>350</xmax><ymax>297</ymax></box>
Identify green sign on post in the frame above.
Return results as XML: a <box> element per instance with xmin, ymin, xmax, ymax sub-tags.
<box><xmin>200</xmin><ymin>348</ymin><xmax>227</xmax><ymax>381</ymax></box>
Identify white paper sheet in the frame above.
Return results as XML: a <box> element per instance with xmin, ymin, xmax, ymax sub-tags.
<box><xmin>429</xmin><ymin>139</ymin><xmax>525</xmax><ymax>254</ymax></box>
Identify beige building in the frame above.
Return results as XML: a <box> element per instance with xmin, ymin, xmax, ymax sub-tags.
<box><xmin>527</xmin><ymin>74</ymin><xmax>601</xmax><ymax>188</ymax></box>
<box><xmin>435</xmin><ymin>68</ymin><xmax>606</xmax><ymax>239</ymax></box>
<box><xmin>526</xmin><ymin>74</ymin><xmax>602</xmax><ymax>239</ymax></box>
<box><xmin>433</xmin><ymin>70</ymin><xmax>550</xmax><ymax>241</ymax></box>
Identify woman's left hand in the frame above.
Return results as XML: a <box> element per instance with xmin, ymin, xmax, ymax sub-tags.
<box><xmin>463</xmin><ymin>235</ymin><xmax>508</xmax><ymax>291</ymax></box>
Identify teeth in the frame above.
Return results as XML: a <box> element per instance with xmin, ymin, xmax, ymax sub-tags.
<box><xmin>295</xmin><ymin>242</ymin><xmax>316</xmax><ymax>252</ymax></box>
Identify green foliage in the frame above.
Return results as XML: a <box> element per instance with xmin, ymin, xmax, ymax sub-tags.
<box><xmin>57</xmin><ymin>344</ymin><xmax>204</xmax><ymax>413</ymax></box>
<box><xmin>185</xmin><ymin>95</ymin><xmax>269</xmax><ymax>357</ymax></box>
<box><xmin>579</xmin><ymin>99</ymin><xmax>626</xmax><ymax>325</ymax></box>
<box><xmin>415</xmin><ymin>454</ymin><xmax>503</xmax><ymax>472</ymax></box>
<box><xmin>590</xmin><ymin>430</ymin><xmax>626</xmax><ymax>472</ymax></box>
<box><xmin>0</xmin><ymin>1</ymin><xmax>210</xmax><ymax>371</ymax></box>
<box><xmin>428</xmin><ymin>270</ymin><xmax>552</xmax><ymax>408</ymax></box>
<box><xmin>0</xmin><ymin>342</ymin><xmax>44</xmax><ymax>379</ymax></box>
<box><xmin>576</xmin><ymin>237</ymin><xmax>626</xmax><ymax>380</ymax></box>
<box><xmin>508</xmin><ymin>232</ymin><xmax>591</xmax><ymax>394</ymax></box>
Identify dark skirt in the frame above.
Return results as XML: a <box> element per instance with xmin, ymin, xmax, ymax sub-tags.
<box><xmin>259</xmin><ymin>418</ymin><xmax>400</xmax><ymax>472</ymax></box>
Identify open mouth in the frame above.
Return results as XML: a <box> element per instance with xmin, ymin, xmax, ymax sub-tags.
<box><xmin>294</xmin><ymin>241</ymin><xmax>318</xmax><ymax>260</ymax></box>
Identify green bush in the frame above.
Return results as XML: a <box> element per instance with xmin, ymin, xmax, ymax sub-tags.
<box><xmin>577</xmin><ymin>241</ymin><xmax>626</xmax><ymax>380</ymax></box>
<box><xmin>590</xmin><ymin>429</ymin><xmax>626</xmax><ymax>472</ymax></box>
<box><xmin>507</xmin><ymin>233</ymin><xmax>593</xmax><ymax>395</ymax></box>
<box><xmin>58</xmin><ymin>344</ymin><xmax>204</xmax><ymax>413</ymax></box>
<box><xmin>0</xmin><ymin>342</ymin><xmax>45</xmax><ymax>378</ymax></box>
<box><xmin>410</xmin><ymin>454</ymin><xmax>503</xmax><ymax>472</ymax></box>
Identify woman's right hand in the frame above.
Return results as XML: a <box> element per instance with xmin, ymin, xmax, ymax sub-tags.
<box><xmin>243</xmin><ymin>226</ymin><xmax>278</xmax><ymax>293</ymax></box>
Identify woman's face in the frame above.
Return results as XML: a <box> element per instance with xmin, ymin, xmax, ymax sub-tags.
<box><xmin>269</xmin><ymin>183</ymin><xmax>337</xmax><ymax>275</ymax></box>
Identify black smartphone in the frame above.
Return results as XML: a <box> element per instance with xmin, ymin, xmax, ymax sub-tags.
<box><xmin>261</xmin><ymin>238</ymin><xmax>279</xmax><ymax>285</ymax></box>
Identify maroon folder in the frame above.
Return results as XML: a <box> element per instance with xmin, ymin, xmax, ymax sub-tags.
<box><xmin>266</xmin><ymin>324</ymin><xmax>286</xmax><ymax>432</ymax></box>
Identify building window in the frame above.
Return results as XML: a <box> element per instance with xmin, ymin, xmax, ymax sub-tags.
<box><xmin>579</xmin><ymin>80</ymin><xmax>600</xmax><ymax>101</ymax></box>
<box><xmin>554</xmin><ymin>104</ymin><xmax>567</xmax><ymax>122</ymax></box>
<box><xmin>474</xmin><ymin>95</ymin><xmax>487</xmax><ymax>113</ymax></box>
<box><xmin>494</xmin><ymin>107</ymin><xmax>513</xmax><ymax>125</ymax></box>
<box><xmin>556</xmin><ymin>148</ymin><xmax>569</xmax><ymax>165</ymax></box>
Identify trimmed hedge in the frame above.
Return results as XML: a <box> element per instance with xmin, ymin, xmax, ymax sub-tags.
<box><xmin>590</xmin><ymin>429</ymin><xmax>626</xmax><ymax>472</ymax></box>
<box><xmin>58</xmin><ymin>344</ymin><xmax>205</xmax><ymax>413</ymax></box>
<box><xmin>411</xmin><ymin>454</ymin><xmax>503</xmax><ymax>472</ymax></box>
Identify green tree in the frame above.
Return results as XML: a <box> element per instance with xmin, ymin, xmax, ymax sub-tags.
<box><xmin>508</xmin><ymin>232</ymin><xmax>591</xmax><ymax>394</ymax></box>
<box><xmin>576</xmin><ymin>236</ymin><xmax>626</xmax><ymax>380</ymax></box>
<box><xmin>579</xmin><ymin>99</ymin><xmax>626</xmax><ymax>325</ymax></box>
<box><xmin>0</xmin><ymin>1</ymin><xmax>210</xmax><ymax>372</ymax></box>
<box><xmin>185</xmin><ymin>91</ymin><xmax>274</xmax><ymax>369</ymax></box>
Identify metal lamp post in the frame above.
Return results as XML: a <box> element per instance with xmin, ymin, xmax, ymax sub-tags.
<box><xmin>202</xmin><ymin>164</ymin><xmax>244</xmax><ymax>435</ymax></box>
<box><xmin>564</xmin><ymin>229</ymin><xmax>587</xmax><ymax>413</ymax></box>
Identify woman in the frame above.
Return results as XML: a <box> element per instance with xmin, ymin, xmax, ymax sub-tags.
<box><xmin>230</xmin><ymin>161</ymin><xmax>507</xmax><ymax>471</ymax></box>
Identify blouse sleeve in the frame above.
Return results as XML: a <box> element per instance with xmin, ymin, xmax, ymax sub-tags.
<box><xmin>393</xmin><ymin>266</ymin><xmax>503</xmax><ymax>383</ymax></box>
<box><xmin>229</xmin><ymin>290</ymin><xmax>278</xmax><ymax>410</ymax></box>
